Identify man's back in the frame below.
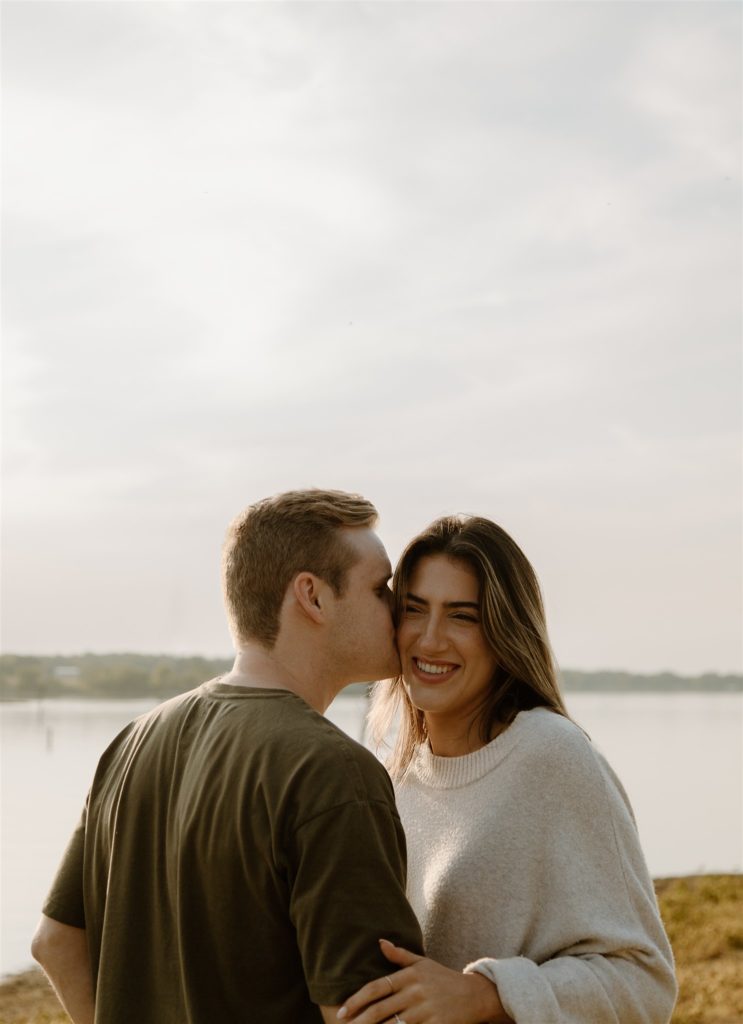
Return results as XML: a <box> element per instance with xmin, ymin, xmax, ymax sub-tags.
<box><xmin>44</xmin><ymin>680</ymin><xmax>422</xmax><ymax>1022</ymax></box>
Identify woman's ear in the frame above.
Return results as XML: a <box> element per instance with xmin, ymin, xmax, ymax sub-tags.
<box><xmin>292</xmin><ymin>572</ymin><xmax>325</xmax><ymax>624</ymax></box>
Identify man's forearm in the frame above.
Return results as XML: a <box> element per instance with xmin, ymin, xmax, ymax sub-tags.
<box><xmin>32</xmin><ymin>916</ymin><xmax>95</xmax><ymax>1024</ymax></box>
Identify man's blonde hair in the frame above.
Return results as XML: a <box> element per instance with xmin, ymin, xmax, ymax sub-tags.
<box><xmin>222</xmin><ymin>489</ymin><xmax>378</xmax><ymax>647</ymax></box>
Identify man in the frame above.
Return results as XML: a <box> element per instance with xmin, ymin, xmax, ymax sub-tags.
<box><xmin>32</xmin><ymin>489</ymin><xmax>423</xmax><ymax>1023</ymax></box>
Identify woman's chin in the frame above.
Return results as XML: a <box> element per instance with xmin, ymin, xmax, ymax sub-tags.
<box><xmin>404</xmin><ymin>679</ymin><xmax>452</xmax><ymax>716</ymax></box>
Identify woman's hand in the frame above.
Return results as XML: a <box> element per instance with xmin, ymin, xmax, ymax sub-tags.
<box><xmin>337</xmin><ymin>939</ymin><xmax>512</xmax><ymax>1024</ymax></box>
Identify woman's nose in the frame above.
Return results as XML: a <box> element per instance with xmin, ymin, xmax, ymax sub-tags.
<box><xmin>419</xmin><ymin>617</ymin><xmax>446</xmax><ymax>652</ymax></box>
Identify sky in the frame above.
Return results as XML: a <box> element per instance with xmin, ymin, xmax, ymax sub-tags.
<box><xmin>2</xmin><ymin>1</ymin><xmax>741</xmax><ymax>675</ymax></box>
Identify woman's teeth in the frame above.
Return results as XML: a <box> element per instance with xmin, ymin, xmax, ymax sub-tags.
<box><xmin>416</xmin><ymin>659</ymin><xmax>455</xmax><ymax>675</ymax></box>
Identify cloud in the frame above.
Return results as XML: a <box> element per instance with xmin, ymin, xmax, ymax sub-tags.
<box><xmin>2</xmin><ymin>1</ymin><xmax>740</xmax><ymax>669</ymax></box>
<box><xmin>624</xmin><ymin>6</ymin><xmax>741</xmax><ymax>175</ymax></box>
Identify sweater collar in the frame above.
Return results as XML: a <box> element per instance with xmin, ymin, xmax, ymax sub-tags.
<box><xmin>411</xmin><ymin>709</ymin><xmax>537</xmax><ymax>789</ymax></box>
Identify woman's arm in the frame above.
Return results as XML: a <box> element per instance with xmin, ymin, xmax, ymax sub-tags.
<box><xmin>463</xmin><ymin>946</ymin><xmax>676</xmax><ymax>1024</ymax></box>
<box><xmin>337</xmin><ymin>940</ymin><xmax>514</xmax><ymax>1024</ymax></box>
<box><xmin>459</xmin><ymin>733</ymin><xmax>678</xmax><ymax>1024</ymax></box>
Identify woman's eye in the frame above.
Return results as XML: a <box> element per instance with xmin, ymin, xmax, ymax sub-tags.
<box><xmin>404</xmin><ymin>605</ymin><xmax>422</xmax><ymax>614</ymax></box>
<box><xmin>453</xmin><ymin>614</ymin><xmax>477</xmax><ymax>623</ymax></box>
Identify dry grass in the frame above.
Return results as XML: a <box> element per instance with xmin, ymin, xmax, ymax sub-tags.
<box><xmin>0</xmin><ymin>969</ymin><xmax>65</xmax><ymax>1024</ymax></box>
<box><xmin>2</xmin><ymin>875</ymin><xmax>741</xmax><ymax>1023</ymax></box>
<box><xmin>655</xmin><ymin>875</ymin><xmax>743</xmax><ymax>1024</ymax></box>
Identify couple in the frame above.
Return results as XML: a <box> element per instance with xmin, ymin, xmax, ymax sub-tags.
<box><xmin>33</xmin><ymin>489</ymin><xmax>677</xmax><ymax>1024</ymax></box>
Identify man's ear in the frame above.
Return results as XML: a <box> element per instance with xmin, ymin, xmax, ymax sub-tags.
<box><xmin>292</xmin><ymin>572</ymin><xmax>327</xmax><ymax>625</ymax></box>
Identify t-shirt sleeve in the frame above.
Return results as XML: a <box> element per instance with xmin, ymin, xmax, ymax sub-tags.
<box><xmin>288</xmin><ymin>796</ymin><xmax>424</xmax><ymax>1006</ymax></box>
<box><xmin>42</xmin><ymin>802</ymin><xmax>87</xmax><ymax>929</ymax></box>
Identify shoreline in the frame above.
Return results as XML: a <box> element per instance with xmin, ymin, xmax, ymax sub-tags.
<box><xmin>1</xmin><ymin>875</ymin><xmax>740</xmax><ymax>1024</ymax></box>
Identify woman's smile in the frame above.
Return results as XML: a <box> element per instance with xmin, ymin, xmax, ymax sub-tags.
<box><xmin>410</xmin><ymin>657</ymin><xmax>460</xmax><ymax>681</ymax></box>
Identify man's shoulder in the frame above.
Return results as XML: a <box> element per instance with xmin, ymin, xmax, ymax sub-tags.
<box><xmin>246</xmin><ymin>698</ymin><xmax>394</xmax><ymax>821</ymax></box>
<box><xmin>285</xmin><ymin>703</ymin><xmax>391</xmax><ymax>794</ymax></box>
<box><xmin>123</xmin><ymin>684</ymin><xmax>395</xmax><ymax>811</ymax></box>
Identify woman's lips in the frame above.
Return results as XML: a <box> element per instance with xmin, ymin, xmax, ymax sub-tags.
<box><xmin>409</xmin><ymin>656</ymin><xmax>460</xmax><ymax>683</ymax></box>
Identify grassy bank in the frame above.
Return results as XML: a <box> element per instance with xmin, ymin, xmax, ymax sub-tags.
<box><xmin>655</xmin><ymin>875</ymin><xmax>743</xmax><ymax>1023</ymax></box>
<box><xmin>1</xmin><ymin>875</ymin><xmax>741</xmax><ymax>1024</ymax></box>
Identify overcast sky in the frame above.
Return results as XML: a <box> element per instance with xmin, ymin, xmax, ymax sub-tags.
<box><xmin>2</xmin><ymin>1</ymin><xmax>741</xmax><ymax>674</ymax></box>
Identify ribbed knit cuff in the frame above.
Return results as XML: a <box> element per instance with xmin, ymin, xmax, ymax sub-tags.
<box><xmin>464</xmin><ymin>956</ymin><xmax>562</xmax><ymax>1024</ymax></box>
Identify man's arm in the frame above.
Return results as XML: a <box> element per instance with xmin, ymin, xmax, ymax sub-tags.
<box><xmin>31</xmin><ymin>915</ymin><xmax>95</xmax><ymax>1024</ymax></box>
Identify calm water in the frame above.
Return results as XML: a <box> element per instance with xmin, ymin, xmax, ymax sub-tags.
<box><xmin>1</xmin><ymin>692</ymin><xmax>741</xmax><ymax>977</ymax></box>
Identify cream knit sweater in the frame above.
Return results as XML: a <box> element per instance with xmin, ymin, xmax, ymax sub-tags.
<box><xmin>395</xmin><ymin>707</ymin><xmax>677</xmax><ymax>1024</ymax></box>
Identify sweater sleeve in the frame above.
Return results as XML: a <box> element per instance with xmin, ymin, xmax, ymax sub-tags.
<box><xmin>464</xmin><ymin>726</ymin><xmax>677</xmax><ymax>1024</ymax></box>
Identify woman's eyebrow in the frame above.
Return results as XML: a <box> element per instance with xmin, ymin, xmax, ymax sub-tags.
<box><xmin>406</xmin><ymin>592</ymin><xmax>479</xmax><ymax>609</ymax></box>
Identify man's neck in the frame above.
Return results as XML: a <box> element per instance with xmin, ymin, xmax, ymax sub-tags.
<box><xmin>222</xmin><ymin>646</ymin><xmax>338</xmax><ymax>714</ymax></box>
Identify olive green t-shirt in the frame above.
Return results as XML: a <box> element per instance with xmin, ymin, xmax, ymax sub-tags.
<box><xmin>43</xmin><ymin>682</ymin><xmax>423</xmax><ymax>1022</ymax></box>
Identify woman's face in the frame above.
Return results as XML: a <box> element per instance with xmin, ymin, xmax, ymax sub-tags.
<box><xmin>397</xmin><ymin>554</ymin><xmax>498</xmax><ymax>732</ymax></box>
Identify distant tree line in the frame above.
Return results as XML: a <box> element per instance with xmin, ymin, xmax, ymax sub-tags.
<box><xmin>558</xmin><ymin>669</ymin><xmax>742</xmax><ymax>693</ymax></box>
<box><xmin>0</xmin><ymin>654</ymin><xmax>232</xmax><ymax>701</ymax></box>
<box><xmin>0</xmin><ymin>654</ymin><xmax>740</xmax><ymax>701</ymax></box>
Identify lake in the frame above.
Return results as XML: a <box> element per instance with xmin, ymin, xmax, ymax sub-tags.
<box><xmin>1</xmin><ymin>691</ymin><xmax>741</xmax><ymax>977</ymax></box>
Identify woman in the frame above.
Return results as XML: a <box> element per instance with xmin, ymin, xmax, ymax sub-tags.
<box><xmin>338</xmin><ymin>516</ymin><xmax>677</xmax><ymax>1024</ymax></box>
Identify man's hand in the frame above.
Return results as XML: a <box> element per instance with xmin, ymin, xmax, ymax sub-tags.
<box><xmin>336</xmin><ymin>939</ymin><xmax>514</xmax><ymax>1024</ymax></box>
